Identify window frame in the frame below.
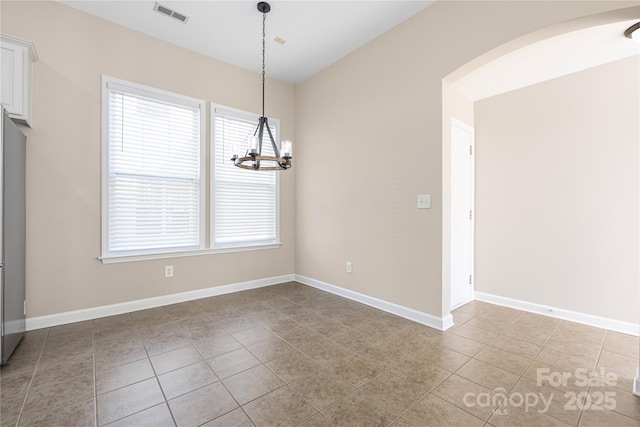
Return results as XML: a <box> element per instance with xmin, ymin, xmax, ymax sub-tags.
<box><xmin>210</xmin><ymin>103</ymin><xmax>281</xmax><ymax>250</ymax></box>
<box><xmin>101</xmin><ymin>75</ymin><xmax>207</xmax><ymax>260</ymax></box>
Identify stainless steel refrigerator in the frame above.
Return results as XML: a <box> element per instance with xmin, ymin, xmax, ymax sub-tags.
<box><xmin>0</xmin><ymin>106</ymin><xmax>26</xmax><ymax>365</ymax></box>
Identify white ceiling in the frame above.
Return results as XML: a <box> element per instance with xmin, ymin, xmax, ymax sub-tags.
<box><xmin>58</xmin><ymin>0</ymin><xmax>434</xmax><ymax>85</ymax></box>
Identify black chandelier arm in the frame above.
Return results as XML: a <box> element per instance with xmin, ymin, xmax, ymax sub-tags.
<box><xmin>263</xmin><ymin>117</ymin><xmax>281</xmax><ymax>157</ymax></box>
<box><xmin>257</xmin><ymin>117</ymin><xmax>266</xmax><ymax>155</ymax></box>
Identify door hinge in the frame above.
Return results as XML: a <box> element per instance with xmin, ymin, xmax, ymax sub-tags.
<box><xmin>470</xmin><ymin>210</ymin><xmax>473</xmax><ymax>220</ymax></box>
<box><xmin>23</xmin><ymin>300</ymin><xmax>26</xmax><ymax>316</ymax></box>
<box><xmin>469</xmin><ymin>275</ymin><xmax>472</xmax><ymax>285</ymax></box>
<box><xmin>470</xmin><ymin>145</ymin><xmax>473</xmax><ymax>155</ymax></box>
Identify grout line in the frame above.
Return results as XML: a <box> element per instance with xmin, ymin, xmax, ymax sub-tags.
<box><xmin>92</xmin><ymin>320</ymin><xmax>98</xmax><ymax>427</ymax></box>
<box><xmin>13</xmin><ymin>328</ymin><xmax>50</xmax><ymax>427</ymax></box>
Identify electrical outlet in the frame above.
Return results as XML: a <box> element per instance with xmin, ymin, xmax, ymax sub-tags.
<box><xmin>346</xmin><ymin>261</ymin><xmax>352</xmax><ymax>274</ymax></box>
<box><xmin>417</xmin><ymin>194</ymin><xmax>431</xmax><ymax>209</ymax></box>
<box><xmin>165</xmin><ymin>265</ymin><xmax>174</xmax><ymax>278</ymax></box>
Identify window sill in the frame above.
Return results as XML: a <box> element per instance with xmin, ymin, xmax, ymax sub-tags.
<box><xmin>99</xmin><ymin>243</ymin><xmax>282</xmax><ymax>264</ymax></box>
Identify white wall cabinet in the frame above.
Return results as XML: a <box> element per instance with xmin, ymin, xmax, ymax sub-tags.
<box><xmin>1</xmin><ymin>34</ymin><xmax>38</xmax><ymax>127</ymax></box>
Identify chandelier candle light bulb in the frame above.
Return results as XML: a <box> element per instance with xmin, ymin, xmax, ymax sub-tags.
<box><xmin>281</xmin><ymin>140</ymin><xmax>292</xmax><ymax>158</ymax></box>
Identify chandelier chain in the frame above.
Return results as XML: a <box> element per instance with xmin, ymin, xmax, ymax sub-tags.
<box><xmin>262</xmin><ymin>11</ymin><xmax>266</xmax><ymax>118</ymax></box>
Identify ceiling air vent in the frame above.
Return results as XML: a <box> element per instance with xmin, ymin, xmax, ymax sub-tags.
<box><xmin>153</xmin><ymin>2</ymin><xmax>189</xmax><ymax>23</ymax></box>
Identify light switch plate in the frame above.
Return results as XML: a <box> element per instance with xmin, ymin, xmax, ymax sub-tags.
<box><xmin>417</xmin><ymin>195</ymin><xmax>431</xmax><ymax>209</ymax></box>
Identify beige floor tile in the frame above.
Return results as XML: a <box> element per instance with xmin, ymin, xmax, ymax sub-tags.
<box><xmin>24</xmin><ymin>373</ymin><xmax>95</xmax><ymax>412</ymax></box>
<box><xmin>412</xmin><ymin>345</ymin><xmax>470</xmax><ymax>373</ymax></box>
<box><xmin>452</xmin><ymin>324</ymin><xmax>500</xmax><ymax>344</ymax></box>
<box><xmin>131</xmin><ymin>308</ymin><xmax>174</xmax><ymax>329</ymax></box>
<box><xmin>297</xmin><ymin>339</ymin><xmax>355</xmax><ymax>365</ymax></box>
<box><xmin>403</xmin><ymin>394</ymin><xmax>484</xmax><ymax>427</ymax></box>
<box><xmin>325</xmin><ymin>355</ymin><xmax>383</xmax><ymax>387</ymax></box>
<box><xmin>231</xmin><ymin>325</ymin><xmax>275</xmax><ymax>346</ymax></box>
<box><xmin>433</xmin><ymin>374</ymin><xmax>504</xmax><ymax>421</ymax></box>
<box><xmin>464</xmin><ymin>315</ymin><xmax>512</xmax><ymax>334</ymax></box>
<box><xmin>201</xmin><ymin>408</ymin><xmax>253</xmax><ymax>427</ymax></box>
<box><xmin>243</xmin><ymin>386</ymin><xmax>317</xmax><ymax>426</ymax></box>
<box><xmin>389</xmin><ymin>355</ymin><xmax>451</xmax><ymax>391</ymax></box>
<box><xmin>363</xmin><ymin>342</ymin><xmax>408</xmax><ymax>369</ymax></box>
<box><xmin>246</xmin><ymin>337</ymin><xmax>295</xmax><ymax>363</ymax></box>
<box><xmin>474</xmin><ymin>345</ymin><xmax>532</xmax><ymax>376</ymax></box>
<box><xmin>150</xmin><ymin>345</ymin><xmax>203</xmax><ymax>375</ymax></box>
<box><xmin>320</xmin><ymin>391</ymin><xmax>397</xmax><ymax>427</ymax></box>
<box><xmin>602</xmin><ymin>331</ymin><xmax>639</xmax><ymax>358</ymax></box>
<box><xmin>18</xmin><ymin>397</ymin><xmax>95</xmax><ymax>427</ymax></box>
<box><xmin>95</xmin><ymin>340</ymin><xmax>147</xmax><ymax>371</ymax></box>
<box><xmin>289</xmin><ymin>369</ymin><xmax>355</xmax><ymax>410</ymax></box>
<box><xmin>168</xmin><ymin>382</ymin><xmax>238</xmax><ymax>427</ymax></box>
<box><xmin>578</xmin><ymin>405</ymin><xmax>640</xmax><ymax>427</ymax></box>
<box><xmin>452</xmin><ymin>310</ymin><xmax>476</xmax><ymax>324</ymax></box>
<box><xmin>440</xmin><ymin>334</ymin><xmax>486</xmax><ymax>357</ymax></box>
<box><xmin>490</xmin><ymin>334</ymin><xmax>542</xmax><ymax>359</ymax></box>
<box><xmin>277</xmin><ymin>326</ymin><xmax>325</xmax><ymax>348</ymax></box>
<box><xmin>96</xmin><ymin>358</ymin><xmax>155</xmax><ymax>395</ymax></box>
<box><xmin>545</xmin><ymin>331</ymin><xmax>603</xmax><ymax>360</ymax></box>
<box><xmin>522</xmin><ymin>361</ymin><xmax>591</xmax><ymax>396</ymax></box>
<box><xmin>191</xmin><ymin>334</ymin><xmax>242</xmax><ymax>359</ymax></box>
<box><xmin>536</xmin><ymin>347</ymin><xmax>596</xmax><ymax>373</ymax></box>
<box><xmin>222</xmin><ymin>364</ymin><xmax>284</xmax><ymax>404</ymax></box>
<box><xmin>97</xmin><ymin>378</ymin><xmax>165</xmax><ymax>426</ymax></box>
<box><xmin>217</xmin><ymin>315</ymin><xmax>261</xmax><ymax>335</ymax></box>
<box><xmin>266</xmin><ymin>351</ymin><xmax>324</xmax><ymax>383</ymax></box>
<box><xmin>597</xmin><ymin>350</ymin><xmax>639</xmax><ymax>392</ymax></box>
<box><xmin>297</xmin><ymin>413</ymin><xmax>333</xmax><ymax>427</ymax></box>
<box><xmin>359</xmin><ymin>370</ymin><xmax>430</xmax><ymax>415</ymax></box>
<box><xmin>555</xmin><ymin>321</ymin><xmax>606</xmax><ymax>338</ymax></box>
<box><xmin>1</xmin><ymin>370</ymin><xmax>32</xmax><ymax>425</ymax></box>
<box><xmin>158</xmin><ymin>361</ymin><xmax>218</xmax><ymax>400</ymax></box>
<box><xmin>502</xmin><ymin>322</ymin><xmax>553</xmax><ymax>346</ymax></box>
<box><xmin>509</xmin><ymin>377</ymin><xmax>580</xmax><ymax>426</ymax></box>
<box><xmin>456</xmin><ymin>358</ymin><xmax>520</xmax><ymax>392</ymax></box>
<box><xmin>6</xmin><ymin>287</ymin><xmax>639</xmax><ymax>427</ymax></box>
<box><xmin>208</xmin><ymin>347</ymin><xmax>261</xmax><ymax>379</ymax></box>
<box><xmin>138</xmin><ymin>326</ymin><xmax>191</xmax><ymax>357</ymax></box>
<box><xmin>104</xmin><ymin>403</ymin><xmax>174</xmax><ymax>427</ymax></box>
<box><xmin>489</xmin><ymin>397</ymin><xmax>573</xmax><ymax>427</ymax></box>
<box><xmin>332</xmin><ymin>329</ymin><xmax>381</xmax><ymax>352</ymax></box>
<box><xmin>587</xmin><ymin>385</ymin><xmax>640</xmax><ymax>421</ymax></box>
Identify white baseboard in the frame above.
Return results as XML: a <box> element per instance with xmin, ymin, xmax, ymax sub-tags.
<box><xmin>475</xmin><ymin>291</ymin><xmax>640</xmax><ymax>337</ymax></box>
<box><xmin>295</xmin><ymin>274</ymin><xmax>452</xmax><ymax>331</ymax></box>
<box><xmin>26</xmin><ymin>274</ymin><xmax>295</xmax><ymax>331</ymax></box>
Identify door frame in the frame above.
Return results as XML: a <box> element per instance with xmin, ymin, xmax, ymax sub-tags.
<box><xmin>450</xmin><ymin>118</ymin><xmax>475</xmax><ymax>309</ymax></box>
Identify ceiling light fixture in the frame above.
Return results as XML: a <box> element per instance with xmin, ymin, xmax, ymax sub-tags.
<box><xmin>624</xmin><ymin>22</ymin><xmax>640</xmax><ymax>42</ymax></box>
<box><xmin>231</xmin><ymin>2</ymin><xmax>292</xmax><ymax>171</ymax></box>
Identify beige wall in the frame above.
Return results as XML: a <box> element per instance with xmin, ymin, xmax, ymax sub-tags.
<box><xmin>2</xmin><ymin>0</ymin><xmax>636</xmax><ymax>322</ymax></box>
<box><xmin>295</xmin><ymin>1</ymin><xmax>635</xmax><ymax>318</ymax></box>
<box><xmin>1</xmin><ymin>1</ymin><xmax>296</xmax><ymax>317</ymax></box>
<box><xmin>475</xmin><ymin>56</ymin><xmax>639</xmax><ymax>324</ymax></box>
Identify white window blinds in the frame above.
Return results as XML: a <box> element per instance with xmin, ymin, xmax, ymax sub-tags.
<box><xmin>104</xmin><ymin>77</ymin><xmax>205</xmax><ymax>257</ymax></box>
<box><xmin>212</xmin><ymin>106</ymin><xmax>278</xmax><ymax>248</ymax></box>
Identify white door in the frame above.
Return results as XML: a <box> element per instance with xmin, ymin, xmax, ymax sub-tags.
<box><xmin>450</xmin><ymin>119</ymin><xmax>474</xmax><ymax>309</ymax></box>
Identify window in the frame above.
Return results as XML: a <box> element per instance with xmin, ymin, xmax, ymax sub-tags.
<box><xmin>211</xmin><ymin>105</ymin><xmax>279</xmax><ymax>248</ymax></box>
<box><xmin>102</xmin><ymin>76</ymin><xmax>205</xmax><ymax>258</ymax></box>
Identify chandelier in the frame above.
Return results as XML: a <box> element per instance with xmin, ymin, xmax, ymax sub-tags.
<box><xmin>231</xmin><ymin>2</ymin><xmax>292</xmax><ymax>171</ymax></box>
<box><xmin>624</xmin><ymin>22</ymin><xmax>640</xmax><ymax>42</ymax></box>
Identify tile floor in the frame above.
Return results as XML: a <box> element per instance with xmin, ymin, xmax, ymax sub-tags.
<box><xmin>1</xmin><ymin>282</ymin><xmax>639</xmax><ymax>426</ymax></box>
